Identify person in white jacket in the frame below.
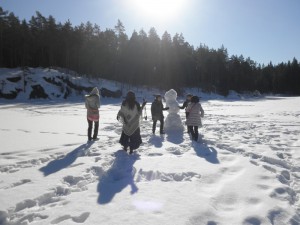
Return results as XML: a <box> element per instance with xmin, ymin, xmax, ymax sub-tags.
<box><xmin>85</xmin><ymin>87</ymin><xmax>100</xmax><ymax>141</ymax></box>
<box><xmin>117</xmin><ymin>91</ymin><xmax>146</xmax><ymax>154</ymax></box>
<box><xmin>186</xmin><ymin>96</ymin><xmax>204</xmax><ymax>141</ymax></box>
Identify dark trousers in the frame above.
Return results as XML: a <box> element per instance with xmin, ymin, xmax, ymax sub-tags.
<box><xmin>153</xmin><ymin>119</ymin><xmax>164</xmax><ymax>133</ymax></box>
<box><xmin>188</xmin><ymin>126</ymin><xmax>199</xmax><ymax>141</ymax></box>
<box><xmin>88</xmin><ymin>119</ymin><xmax>99</xmax><ymax>140</ymax></box>
<box><xmin>119</xmin><ymin>128</ymin><xmax>142</xmax><ymax>153</ymax></box>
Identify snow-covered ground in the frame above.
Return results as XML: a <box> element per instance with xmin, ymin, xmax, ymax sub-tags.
<box><xmin>0</xmin><ymin>95</ymin><xmax>300</xmax><ymax>225</ymax></box>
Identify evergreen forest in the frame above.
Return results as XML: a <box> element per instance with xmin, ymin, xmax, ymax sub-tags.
<box><xmin>0</xmin><ymin>8</ymin><xmax>299</xmax><ymax>95</ymax></box>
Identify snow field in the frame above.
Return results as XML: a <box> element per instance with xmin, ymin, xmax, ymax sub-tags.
<box><xmin>0</xmin><ymin>97</ymin><xmax>300</xmax><ymax>225</ymax></box>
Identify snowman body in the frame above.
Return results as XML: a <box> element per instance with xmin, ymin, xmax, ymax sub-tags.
<box><xmin>164</xmin><ymin>89</ymin><xmax>184</xmax><ymax>132</ymax></box>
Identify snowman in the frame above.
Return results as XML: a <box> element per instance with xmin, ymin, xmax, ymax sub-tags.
<box><xmin>164</xmin><ymin>89</ymin><xmax>184</xmax><ymax>132</ymax></box>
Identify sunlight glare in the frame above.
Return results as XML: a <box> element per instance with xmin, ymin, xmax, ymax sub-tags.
<box><xmin>131</xmin><ymin>0</ymin><xmax>186</xmax><ymax>22</ymax></box>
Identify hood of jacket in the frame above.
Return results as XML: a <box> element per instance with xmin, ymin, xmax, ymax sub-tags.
<box><xmin>89</xmin><ymin>87</ymin><xmax>99</xmax><ymax>96</ymax></box>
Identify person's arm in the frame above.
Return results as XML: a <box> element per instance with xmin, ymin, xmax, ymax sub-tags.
<box><xmin>200</xmin><ymin>104</ymin><xmax>204</xmax><ymax>117</ymax></box>
<box><xmin>186</xmin><ymin>103</ymin><xmax>192</xmax><ymax>113</ymax></box>
<box><xmin>117</xmin><ymin>106</ymin><xmax>127</xmax><ymax>124</ymax></box>
<box><xmin>151</xmin><ymin>102</ymin><xmax>155</xmax><ymax>116</ymax></box>
<box><xmin>94</xmin><ymin>98</ymin><xmax>100</xmax><ymax>109</ymax></box>
<box><xmin>179</xmin><ymin>101</ymin><xmax>187</xmax><ymax>109</ymax></box>
<box><xmin>97</xmin><ymin>96</ymin><xmax>100</xmax><ymax>108</ymax></box>
<box><xmin>162</xmin><ymin>102</ymin><xmax>169</xmax><ymax>111</ymax></box>
<box><xmin>85</xmin><ymin>97</ymin><xmax>89</xmax><ymax>109</ymax></box>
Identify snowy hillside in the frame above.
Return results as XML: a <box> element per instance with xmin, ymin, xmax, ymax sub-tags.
<box><xmin>0</xmin><ymin>68</ymin><xmax>300</xmax><ymax>225</ymax></box>
<box><xmin>0</xmin><ymin>67</ymin><xmax>243</xmax><ymax>102</ymax></box>
<box><xmin>0</xmin><ymin>67</ymin><xmax>128</xmax><ymax>101</ymax></box>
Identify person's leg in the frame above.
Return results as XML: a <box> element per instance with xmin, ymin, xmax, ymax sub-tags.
<box><xmin>93</xmin><ymin>121</ymin><xmax>99</xmax><ymax>139</ymax></box>
<box><xmin>194</xmin><ymin>126</ymin><xmax>199</xmax><ymax>141</ymax></box>
<box><xmin>87</xmin><ymin>119</ymin><xmax>93</xmax><ymax>141</ymax></box>
<box><xmin>119</xmin><ymin>132</ymin><xmax>130</xmax><ymax>151</ymax></box>
<box><xmin>152</xmin><ymin>120</ymin><xmax>157</xmax><ymax>134</ymax></box>
<box><xmin>129</xmin><ymin>128</ymin><xmax>142</xmax><ymax>154</ymax></box>
<box><xmin>160</xmin><ymin>118</ymin><xmax>165</xmax><ymax>134</ymax></box>
<box><xmin>188</xmin><ymin>126</ymin><xmax>194</xmax><ymax>138</ymax></box>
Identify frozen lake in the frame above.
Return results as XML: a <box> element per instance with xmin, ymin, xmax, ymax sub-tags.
<box><xmin>0</xmin><ymin>97</ymin><xmax>299</xmax><ymax>225</ymax></box>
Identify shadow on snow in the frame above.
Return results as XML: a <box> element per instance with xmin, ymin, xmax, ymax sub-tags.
<box><xmin>148</xmin><ymin>135</ymin><xmax>165</xmax><ymax>148</ymax></box>
<box><xmin>192</xmin><ymin>139</ymin><xmax>220</xmax><ymax>164</ymax></box>
<box><xmin>39</xmin><ymin>142</ymin><xmax>93</xmax><ymax>176</ymax></box>
<box><xmin>97</xmin><ymin>150</ymin><xmax>139</xmax><ymax>205</ymax></box>
<box><xmin>165</xmin><ymin>130</ymin><xmax>184</xmax><ymax>145</ymax></box>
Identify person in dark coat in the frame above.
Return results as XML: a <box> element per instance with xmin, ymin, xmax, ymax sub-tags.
<box><xmin>179</xmin><ymin>94</ymin><xmax>193</xmax><ymax>112</ymax></box>
<box><xmin>151</xmin><ymin>95</ymin><xmax>169</xmax><ymax>134</ymax></box>
<box><xmin>179</xmin><ymin>94</ymin><xmax>193</xmax><ymax>133</ymax></box>
<box><xmin>117</xmin><ymin>91</ymin><xmax>146</xmax><ymax>154</ymax></box>
<box><xmin>186</xmin><ymin>96</ymin><xmax>204</xmax><ymax>141</ymax></box>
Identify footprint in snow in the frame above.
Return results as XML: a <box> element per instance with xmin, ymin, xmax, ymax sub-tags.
<box><xmin>147</xmin><ymin>153</ymin><xmax>163</xmax><ymax>157</ymax></box>
<box><xmin>136</xmin><ymin>169</ymin><xmax>201</xmax><ymax>182</ymax></box>
<box><xmin>51</xmin><ymin>212</ymin><xmax>90</xmax><ymax>224</ymax></box>
<box><xmin>243</xmin><ymin>217</ymin><xmax>262</xmax><ymax>225</ymax></box>
<box><xmin>3</xmin><ymin>179</ymin><xmax>31</xmax><ymax>190</ymax></box>
<box><xmin>166</xmin><ymin>147</ymin><xmax>183</xmax><ymax>155</ymax></box>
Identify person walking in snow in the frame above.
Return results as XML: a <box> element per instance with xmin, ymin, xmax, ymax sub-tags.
<box><xmin>151</xmin><ymin>94</ymin><xmax>169</xmax><ymax>134</ymax></box>
<box><xmin>179</xmin><ymin>94</ymin><xmax>193</xmax><ymax>132</ymax></box>
<box><xmin>85</xmin><ymin>87</ymin><xmax>100</xmax><ymax>141</ymax></box>
<box><xmin>186</xmin><ymin>96</ymin><xmax>204</xmax><ymax>141</ymax></box>
<box><xmin>117</xmin><ymin>91</ymin><xmax>146</xmax><ymax>154</ymax></box>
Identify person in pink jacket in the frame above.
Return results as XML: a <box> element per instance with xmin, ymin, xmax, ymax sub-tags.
<box><xmin>186</xmin><ymin>96</ymin><xmax>204</xmax><ymax>141</ymax></box>
<box><xmin>85</xmin><ymin>87</ymin><xmax>100</xmax><ymax>141</ymax></box>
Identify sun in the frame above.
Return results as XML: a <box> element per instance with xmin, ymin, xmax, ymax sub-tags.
<box><xmin>130</xmin><ymin>0</ymin><xmax>186</xmax><ymax>22</ymax></box>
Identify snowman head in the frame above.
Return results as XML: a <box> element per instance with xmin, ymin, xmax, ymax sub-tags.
<box><xmin>165</xmin><ymin>89</ymin><xmax>179</xmax><ymax>114</ymax></box>
<box><xmin>164</xmin><ymin>89</ymin><xmax>177</xmax><ymax>102</ymax></box>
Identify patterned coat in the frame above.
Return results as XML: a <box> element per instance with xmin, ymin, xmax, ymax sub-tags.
<box><xmin>117</xmin><ymin>102</ymin><xmax>142</xmax><ymax>136</ymax></box>
<box><xmin>186</xmin><ymin>102</ymin><xmax>204</xmax><ymax>127</ymax></box>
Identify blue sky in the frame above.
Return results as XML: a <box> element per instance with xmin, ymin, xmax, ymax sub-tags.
<box><xmin>1</xmin><ymin>0</ymin><xmax>299</xmax><ymax>65</ymax></box>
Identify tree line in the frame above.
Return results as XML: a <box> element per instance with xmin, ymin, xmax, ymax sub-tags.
<box><xmin>0</xmin><ymin>8</ymin><xmax>299</xmax><ymax>95</ymax></box>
